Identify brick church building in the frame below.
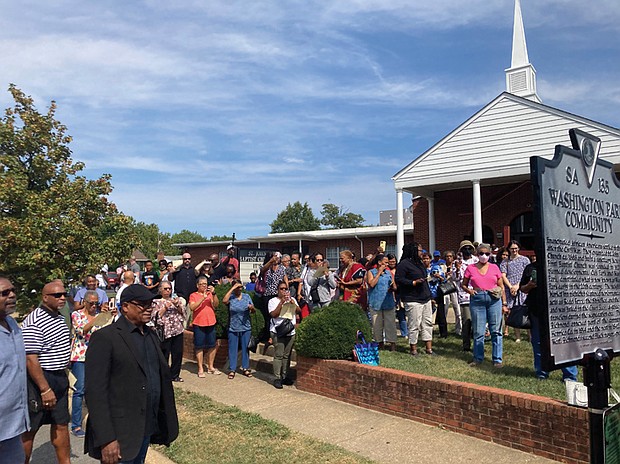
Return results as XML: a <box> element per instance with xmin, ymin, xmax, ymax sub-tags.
<box><xmin>392</xmin><ymin>0</ymin><xmax>620</xmax><ymax>256</ymax></box>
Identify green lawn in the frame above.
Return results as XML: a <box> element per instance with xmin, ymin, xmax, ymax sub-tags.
<box><xmin>379</xmin><ymin>326</ymin><xmax>619</xmax><ymax>401</ymax></box>
<box><xmin>157</xmin><ymin>389</ymin><xmax>373</xmax><ymax>464</ymax></box>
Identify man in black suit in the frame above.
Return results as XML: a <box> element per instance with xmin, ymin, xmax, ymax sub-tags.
<box><xmin>84</xmin><ymin>285</ymin><xmax>178</xmax><ymax>464</ymax></box>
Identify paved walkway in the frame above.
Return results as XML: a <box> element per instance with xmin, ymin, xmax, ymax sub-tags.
<box><xmin>172</xmin><ymin>360</ymin><xmax>556</xmax><ymax>464</ymax></box>
<box><xmin>31</xmin><ymin>355</ymin><xmax>556</xmax><ymax>464</ymax></box>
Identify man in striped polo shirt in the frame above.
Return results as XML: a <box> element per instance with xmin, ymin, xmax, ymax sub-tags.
<box><xmin>21</xmin><ymin>280</ymin><xmax>71</xmax><ymax>464</ymax></box>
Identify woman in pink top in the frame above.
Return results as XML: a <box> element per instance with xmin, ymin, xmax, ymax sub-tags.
<box><xmin>461</xmin><ymin>244</ymin><xmax>507</xmax><ymax>368</ymax></box>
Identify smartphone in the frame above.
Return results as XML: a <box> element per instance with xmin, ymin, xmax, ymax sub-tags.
<box><xmin>379</xmin><ymin>240</ymin><xmax>386</xmax><ymax>251</ymax></box>
<box><xmin>108</xmin><ymin>298</ymin><xmax>116</xmax><ymax>311</ymax></box>
<box><xmin>531</xmin><ymin>268</ymin><xmax>537</xmax><ymax>283</ymax></box>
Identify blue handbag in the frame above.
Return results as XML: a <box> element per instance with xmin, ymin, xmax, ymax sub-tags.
<box><xmin>353</xmin><ymin>330</ymin><xmax>380</xmax><ymax>366</ymax></box>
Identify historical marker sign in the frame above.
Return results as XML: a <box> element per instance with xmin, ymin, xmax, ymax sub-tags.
<box><xmin>531</xmin><ymin>129</ymin><xmax>620</xmax><ymax>370</ymax></box>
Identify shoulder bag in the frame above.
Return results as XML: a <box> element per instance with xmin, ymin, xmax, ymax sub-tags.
<box><xmin>506</xmin><ymin>293</ymin><xmax>531</xmax><ymax>329</ymax></box>
<box><xmin>438</xmin><ymin>280</ymin><xmax>457</xmax><ymax>295</ymax></box>
<box><xmin>275</xmin><ymin>318</ymin><xmax>295</xmax><ymax>338</ymax></box>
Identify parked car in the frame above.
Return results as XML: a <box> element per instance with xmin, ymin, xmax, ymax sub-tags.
<box><xmin>106</xmin><ymin>272</ymin><xmax>120</xmax><ymax>290</ymax></box>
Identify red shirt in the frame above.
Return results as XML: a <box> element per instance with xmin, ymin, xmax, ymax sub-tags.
<box><xmin>189</xmin><ymin>292</ymin><xmax>216</xmax><ymax>327</ymax></box>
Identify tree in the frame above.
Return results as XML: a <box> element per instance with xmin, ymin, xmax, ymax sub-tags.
<box><xmin>270</xmin><ymin>201</ymin><xmax>321</xmax><ymax>233</ymax></box>
<box><xmin>0</xmin><ymin>85</ymin><xmax>137</xmax><ymax>310</ymax></box>
<box><xmin>171</xmin><ymin>229</ymin><xmax>208</xmax><ymax>245</ymax></box>
<box><xmin>320</xmin><ymin>203</ymin><xmax>365</xmax><ymax>229</ymax></box>
<box><xmin>131</xmin><ymin>221</ymin><xmax>174</xmax><ymax>259</ymax></box>
<box><xmin>207</xmin><ymin>235</ymin><xmax>233</xmax><ymax>242</ymax></box>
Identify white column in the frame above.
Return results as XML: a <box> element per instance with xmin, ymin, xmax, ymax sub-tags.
<box><xmin>427</xmin><ymin>196</ymin><xmax>435</xmax><ymax>252</ymax></box>
<box><xmin>298</xmin><ymin>239</ymin><xmax>302</xmax><ymax>253</ymax></box>
<box><xmin>396</xmin><ymin>189</ymin><xmax>404</xmax><ymax>260</ymax></box>
<box><xmin>472</xmin><ymin>179</ymin><xmax>483</xmax><ymax>244</ymax></box>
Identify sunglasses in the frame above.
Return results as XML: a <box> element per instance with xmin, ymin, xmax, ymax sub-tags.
<box><xmin>46</xmin><ymin>292</ymin><xmax>68</xmax><ymax>298</ymax></box>
<box><xmin>85</xmin><ymin>300</ymin><xmax>100</xmax><ymax>306</ymax></box>
<box><xmin>128</xmin><ymin>301</ymin><xmax>151</xmax><ymax>311</ymax></box>
<box><xmin>278</xmin><ymin>287</ymin><xmax>288</xmax><ymax>290</ymax></box>
<box><xmin>479</xmin><ymin>252</ymin><xmax>491</xmax><ymax>256</ymax></box>
<box><xmin>0</xmin><ymin>287</ymin><xmax>16</xmax><ymax>297</ymax></box>
<box><xmin>315</xmin><ymin>258</ymin><xmax>324</xmax><ymax>262</ymax></box>
<box><xmin>162</xmin><ymin>287</ymin><xmax>172</xmax><ymax>291</ymax></box>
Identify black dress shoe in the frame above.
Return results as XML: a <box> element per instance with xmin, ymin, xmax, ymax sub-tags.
<box><xmin>282</xmin><ymin>377</ymin><xmax>294</xmax><ymax>386</ymax></box>
<box><xmin>273</xmin><ymin>379</ymin><xmax>283</xmax><ymax>389</ymax></box>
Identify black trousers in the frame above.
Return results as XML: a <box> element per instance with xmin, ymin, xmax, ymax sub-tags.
<box><xmin>161</xmin><ymin>332</ymin><xmax>184</xmax><ymax>379</ymax></box>
<box><xmin>461</xmin><ymin>304</ymin><xmax>472</xmax><ymax>351</ymax></box>
<box><xmin>435</xmin><ymin>290</ymin><xmax>448</xmax><ymax>338</ymax></box>
<box><xmin>258</xmin><ymin>295</ymin><xmax>274</xmax><ymax>342</ymax></box>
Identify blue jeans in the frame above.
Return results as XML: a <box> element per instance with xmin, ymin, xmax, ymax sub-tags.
<box><xmin>71</xmin><ymin>361</ymin><xmax>85</xmax><ymax>430</ymax></box>
<box><xmin>470</xmin><ymin>292</ymin><xmax>503</xmax><ymax>363</ymax></box>
<box><xmin>228</xmin><ymin>330</ymin><xmax>251</xmax><ymax>371</ymax></box>
<box><xmin>530</xmin><ymin>315</ymin><xmax>578</xmax><ymax>380</ymax></box>
<box><xmin>120</xmin><ymin>435</ymin><xmax>150</xmax><ymax>463</ymax></box>
<box><xmin>396</xmin><ymin>306</ymin><xmax>408</xmax><ymax>337</ymax></box>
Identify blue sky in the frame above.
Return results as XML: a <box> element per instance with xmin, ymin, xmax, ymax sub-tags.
<box><xmin>2</xmin><ymin>1</ymin><xmax>619</xmax><ymax>239</ymax></box>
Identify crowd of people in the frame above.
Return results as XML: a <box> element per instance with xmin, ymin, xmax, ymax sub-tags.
<box><xmin>0</xmin><ymin>276</ymin><xmax>177</xmax><ymax>464</ymax></box>
<box><xmin>0</xmin><ymin>239</ymin><xmax>578</xmax><ymax>463</ymax></box>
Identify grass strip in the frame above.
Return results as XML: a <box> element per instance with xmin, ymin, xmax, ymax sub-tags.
<box><xmin>380</xmin><ymin>328</ymin><xmax>619</xmax><ymax>401</ymax></box>
<box><xmin>157</xmin><ymin>389</ymin><xmax>374</xmax><ymax>464</ymax></box>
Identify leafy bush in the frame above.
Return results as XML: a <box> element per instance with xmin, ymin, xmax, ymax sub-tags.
<box><xmin>212</xmin><ymin>284</ymin><xmax>265</xmax><ymax>339</ymax></box>
<box><xmin>295</xmin><ymin>301</ymin><xmax>371</xmax><ymax>359</ymax></box>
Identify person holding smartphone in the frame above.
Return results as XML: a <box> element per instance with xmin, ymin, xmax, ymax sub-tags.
<box><xmin>189</xmin><ymin>276</ymin><xmax>220</xmax><ymax>377</ymax></box>
<box><xmin>269</xmin><ymin>283</ymin><xmax>300</xmax><ymax>389</ymax></box>
<box><xmin>70</xmin><ymin>290</ymin><xmax>111</xmax><ymax>438</ymax></box>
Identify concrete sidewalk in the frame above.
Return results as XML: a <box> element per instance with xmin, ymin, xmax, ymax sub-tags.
<box><xmin>173</xmin><ymin>360</ymin><xmax>556</xmax><ymax>464</ymax></box>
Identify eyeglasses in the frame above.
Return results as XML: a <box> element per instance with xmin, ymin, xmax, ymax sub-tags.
<box><xmin>85</xmin><ymin>300</ymin><xmax>100</xmax><ymax>306</ymax></box>
<box><xmin>128</xmin><ymin>301</ymin><xmax>151</xmax><ymax>311</ymax></box>
<box><xmin>479</xmin><ymin>252</ymin><xmax>491</xmax><ymax>256</ymax></box>
<box><xmin>198</xmin><ymin>282</ymin><xmax>208</xmax><ymax>286</ymax></box>
<box><xmin>45</xmin><ymin>292</ymin><xmax>68</xmax><ymax>298</ymax></box>
<box><xmin>0</xmin><ymin>287</ymin><xmax>16</xmax><ymax>297</ymax></box>
<box><xmin>509</xmin><ymin>248</ymin><xmax>518</xmax><ymax>251</ymax></box>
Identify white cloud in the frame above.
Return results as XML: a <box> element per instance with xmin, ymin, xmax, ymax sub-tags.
<box><xmin>2</xmin><ymin>0</ymin><xmax>619</xmax><ymax>238</ymax></box>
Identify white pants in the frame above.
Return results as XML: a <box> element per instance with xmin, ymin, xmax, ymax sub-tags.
<box><xmin>404</xmin><ymin>301</ymin><xmax>433</xmax><ymax>345</ymax></box>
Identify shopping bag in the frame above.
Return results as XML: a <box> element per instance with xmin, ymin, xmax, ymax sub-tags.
<box><xmin>353</xmin><ymin>330</ymin><xmax>379</xmax><ymax>366</ymax></box>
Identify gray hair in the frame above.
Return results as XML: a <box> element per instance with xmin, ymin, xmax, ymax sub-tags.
<box><xmin>197</xmin><ymin>275</ymin><xmax>209</xmax><ymax>285</ymax></box>
<box><xmin>476</xmin><ymin>243</ymin><xmax>491</xmax><ymax>253</ymax></box>
<box><xmin>84</xmin><ymin>290</ymin><xmax>98</xmax><ymax>302</ymax></box>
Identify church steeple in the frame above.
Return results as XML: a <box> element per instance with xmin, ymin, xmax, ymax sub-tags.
<box><xmin>505</xmin><ymin>0</ymin><xmax>541</xmax><ymax>103</ymax></box>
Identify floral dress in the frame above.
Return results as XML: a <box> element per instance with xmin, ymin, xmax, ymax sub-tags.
<box><xmin>71</xmin><ymin>311</ymin><xmax>107</xmax><ymax>362</ymax></box>
<box><xmin>500</xmin><ymin>255</ymin><xmax>530</xmax><ymax>308</ymax></box>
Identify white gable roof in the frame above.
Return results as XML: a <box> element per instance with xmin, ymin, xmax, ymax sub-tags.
<box><xmin>393</xmin><ymin>92</ymin><xmax>620</xmax><ymax>193</ymax></box>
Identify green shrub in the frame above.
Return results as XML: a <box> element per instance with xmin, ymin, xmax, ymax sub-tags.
<box><xmin>295</xmin><ymin>301</ymin><xmax>371</xmax><ymax>359</ymax></box>
<box><xmin>212</xmin><ymin>284</ymin><xmax>265</xmax><ymax>339</ymax></box>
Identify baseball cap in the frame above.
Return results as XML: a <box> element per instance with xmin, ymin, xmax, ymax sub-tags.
<box><xmin>120</xmin><ymin>284</ymin><xmax>162</xmax><ymax>304</ymax></box>
<box><xmin>227</xmin><ymin>244</ymin><xmax>235</xmax><ymax>250</ymax></box>
<box><xmin>433</xmin><ymin>250</ymin><xmax>441</xmax><ymax>257</ymax></box>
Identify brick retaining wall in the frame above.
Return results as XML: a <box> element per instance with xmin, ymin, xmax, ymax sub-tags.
<box><xmin>182</xmin><ymin>329</ymin><xmax>229</xmax><ymax>368</ymax></box>
<box><xmin>295</xmin><ymin>356</ymin><xmax>589</xmax><ymax>464</ymax></box>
